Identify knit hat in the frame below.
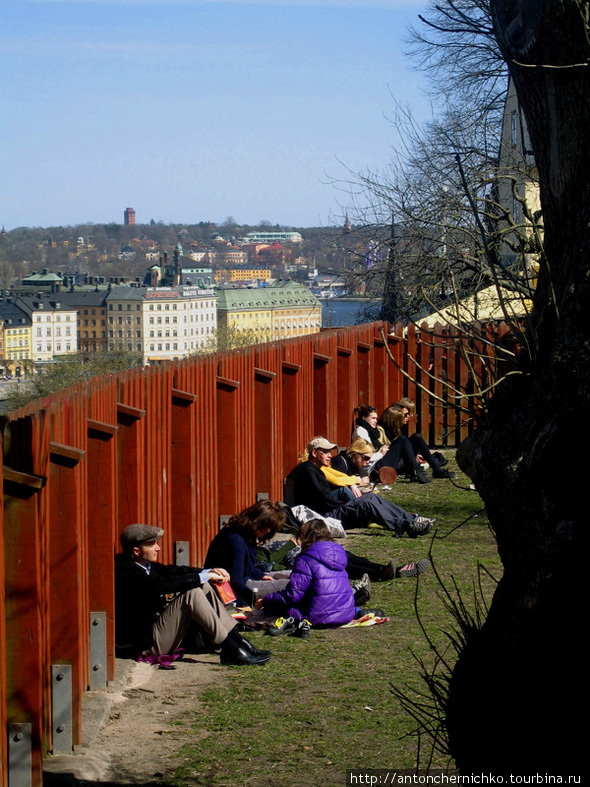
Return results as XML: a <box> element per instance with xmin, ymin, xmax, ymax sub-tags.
<box><xmin>120</xmin><ymin>523</ymin><xmax>164</xmax><ymax>549</ymax></box>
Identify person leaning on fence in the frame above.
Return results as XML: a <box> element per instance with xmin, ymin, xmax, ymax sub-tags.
<box><xmin>392</xmin><ymin>398</ymin><xmax>455</xmax><ymax>480</ymax></box>
<box><xmin>114</xmin><ymin>524</ymin><xmax>272</xmax><ymax>667</ymax></box>
<box><xmin>330</xmin><ymin>438</ymin><xmax>378</xmax><ymax>480</ymax></box>
<box><xmin>286</xmin><ymin>437</ymin><xmax>435</xmax><ymax>537</ymax></box>
<box><xmin>204</xmin><ymin>500</ymin><xmax>292</xmax><ymax>605</ymax></box>
<box><xmin>374</xmin><ymin>407</ymin><xmax>432</xmax><ymax>484</ymax></box>
<box><xmin>351</xmin><ymin>404</ymin><xmax>390</xmax><ymax>469</ymax></box>
<box><xmin>298</xmin><ymin>441</ymin><xmax>372</xmax><ymax>503</ymax></box>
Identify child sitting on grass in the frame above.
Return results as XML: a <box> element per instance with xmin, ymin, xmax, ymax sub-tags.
<box><xmin>259</xmin><ymin>518</ymin><xmax>356</xmax><ymax>632</ymax></box>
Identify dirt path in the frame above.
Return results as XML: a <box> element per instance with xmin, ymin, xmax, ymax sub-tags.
<box><xmin>43</xmin><ymin>655</ymin><xmax>226</xmax><ymax>785</ymax></box>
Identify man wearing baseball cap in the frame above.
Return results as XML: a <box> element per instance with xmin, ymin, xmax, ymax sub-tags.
<box><xmin>115</xmin><ymin>524</ymin><xmax>271</xmax><ymax>666</ymax></box>
<box><xmin>286</xmin><ymin>437</ymin><xmax>434</xmax><ymax>537</ymax></box>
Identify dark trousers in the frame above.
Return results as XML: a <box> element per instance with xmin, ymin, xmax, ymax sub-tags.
<box><xmin>409</xmin><ymin>433</ymin><xmax>442</xmax><ymax>473</ymax></box>
<box><xmin>329</xmin><ymin>492</ymin><xmax>413</xmax><ymax>535</ymax></box>
<box><xmin>345</xmin><ymin>551</ymin><xmax>386</xmax><ymax>581</ymax></box>
<box><xmin>374</xmin><ymin>435</ymin><xmax>418</xmax><ymax>475</ymax></box>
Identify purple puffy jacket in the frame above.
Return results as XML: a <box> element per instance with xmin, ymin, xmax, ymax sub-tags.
<box><xmin>263</xmin><ymin>540</ymin><xmax>355</xmax><ymax>627</ymax></box>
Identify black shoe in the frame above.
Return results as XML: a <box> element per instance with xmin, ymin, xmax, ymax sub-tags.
<box><xmin>220</xmin><ymin>646</ymin><xmax>271</xmax><ymax>666</ymax></box>
<box><xmin>381</xmin><ymin>558</ymin><xmax>397</xmax><ymax>580</ymax></box>
<box><xmin>240</xmin><ymin>638</ymin><xmax>272</xmax><ymax>657</ymax></box>
<box><xmin>354</xmin><ymin>586</ymin><xmax>371</xmax><ymax>607</ymax></box>
<box><xmin>432</xmin><ymin>451</ymin><xmax>448</xmax><ymax>467</ymax></box>
<box><xmin>415</xmin><ymin>468</ymin><xmax>433</xmax><ymax>484</ymax></box>
<box><xmin>433</xmin><ymin>468</ymin><xmax>456</xmax><ymax>479</ymax></box>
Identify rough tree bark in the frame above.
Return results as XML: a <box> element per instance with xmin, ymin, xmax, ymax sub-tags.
<box><xmin>449</xmin><ymin>1</ymin><xmax>589</xmax><ymax>771</ymax></box>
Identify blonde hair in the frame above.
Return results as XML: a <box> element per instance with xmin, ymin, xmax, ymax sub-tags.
<box><xmin>346</xmin><ymin>438</ymin><xmax>374</xmax><ymax>457</ymax></box>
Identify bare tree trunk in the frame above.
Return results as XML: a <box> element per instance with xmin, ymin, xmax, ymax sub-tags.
<box><xmin>448</xmin><ymin>1</ymin><xmax>590</xmax><ymax>771</ymax></box>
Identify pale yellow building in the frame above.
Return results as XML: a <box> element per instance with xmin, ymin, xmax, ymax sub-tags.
<box><xmin>216</xmin><ymin>282</ymin><xmax>322</xmax><ymax>343</ymax></box>
<box><xmin>214</xmin><ymin>268</ymin><xmax>272</xmax><ymax>284</ymax></box>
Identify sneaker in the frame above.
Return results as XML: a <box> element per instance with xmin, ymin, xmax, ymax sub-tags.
<box><xmin>352</xmin><ymin>573</ymin><xmax>371</xmax><ymax>606</ymax></box>
<box><xmin>406</xmin><ymin>516</ymin><xmax>436</xmax><ymax>537</ymax></box>
<box><xmin>354</xmin><ymin>586</ymin><xmax>371</xmax><ymax>607</ymax></box>
<box><xmin>396</xmin><ymin>558</ymin><xmax>431</xmax><ymax>578</ymax></box>
<box><xmin>292</xmin><ymin>619</ymin><xmax>311</xmax><ymax>639</ymax></box>
<box><xmin>266</xmin><ymin>616</ymin><xmax>298</xmax><ymax>637</ymax></box>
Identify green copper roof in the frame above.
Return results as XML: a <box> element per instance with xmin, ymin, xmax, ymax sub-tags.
<box><xmin>216</xmin><ymin>282</ymin><xmax>320</xmax><ymax>311</ymax></box>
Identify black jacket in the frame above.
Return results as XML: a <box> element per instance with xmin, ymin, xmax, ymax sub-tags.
<box><xmin>330</xmin><ymin>451</ymin><xmax>357</xmax><ymax>477</ymax></box>
<box><xmin>114</xmin><ymin>555</ymin><xmax>204</xmax><ymax>657</ymax></box>
<box><xmin>286</xmin><ymin>460</ymin><xmax>339</xmax><ymax>516</ymax></box>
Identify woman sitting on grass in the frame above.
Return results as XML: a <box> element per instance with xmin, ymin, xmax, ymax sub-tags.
<box><xmin>259</xmin><ymin>519</ymin><xmax>357</xmax><ymax>631</ymax></box>
<box><xmin>204</xmin><ymin>500</ymin><xmax>291</xmax><ymax>606</ymax></box>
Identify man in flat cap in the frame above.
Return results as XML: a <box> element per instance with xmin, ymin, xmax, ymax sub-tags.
<box><xmin>115</xmin><ymin>524</ymin><xmax>271</xmax><ymax>666</ymax></box>
<box><xmin>286</xmin><ymin>437</ymin><xmax>435</xmax><ymax>537</ymax></box>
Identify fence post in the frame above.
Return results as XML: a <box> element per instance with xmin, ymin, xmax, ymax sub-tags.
<box><xmin>48</xmin><ymin>442</ymin><xmax>86</xmax><ymax>746</ymax></box>
<box><xmin>86</xmin><ymin>420</ymin><xmax>118</xmax><ymax>682</ymax></box>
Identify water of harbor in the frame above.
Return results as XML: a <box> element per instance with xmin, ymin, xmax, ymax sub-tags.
<box><xmin>320</xmin><ymin>299</ymin><xmax>380</xmax><ymax>328</ymax></box>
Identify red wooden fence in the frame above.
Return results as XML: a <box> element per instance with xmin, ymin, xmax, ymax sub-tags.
<box><xmin>0</xmin><ymin>319</ymin><xmax>515</xmax><ymax>784</ymax></box>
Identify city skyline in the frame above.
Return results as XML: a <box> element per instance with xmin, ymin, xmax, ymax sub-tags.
<box><xmin>2</xmin><ymin>0</ymin><xmax>430</xmax><ymax>231</ymax></box>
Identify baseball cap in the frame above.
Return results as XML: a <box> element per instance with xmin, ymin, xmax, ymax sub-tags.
<box><xmin>307</xmin><ymin>437</ymin><xmax>337</xmax><ymax>452</ymax></box>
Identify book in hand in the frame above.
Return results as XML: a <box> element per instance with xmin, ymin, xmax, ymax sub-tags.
<box><xmin>216</xmin><ymin>580</ymin><xmax>237</xmax><ymax>606</ymax></box>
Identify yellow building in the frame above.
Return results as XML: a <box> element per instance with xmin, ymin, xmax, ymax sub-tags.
<box><xmin>216</xmin><ymin>282</ymin><xmax>321</xmax><ymax>342</ymax></box>
<box><xmin>214</xmin><ymin>268</ymin><xmax>272</xmax><ymax>284</ymax></box>
<box><xmin>0</xmin><ymin>299</ymin><xmax>33</xmax><ymax>376</ymax></box>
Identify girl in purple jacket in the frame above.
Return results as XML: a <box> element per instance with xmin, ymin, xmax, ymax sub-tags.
<box><xmin>261</xmin><ymin>519</ymin><xmax>356</xmax><ymax>628</ymax></box>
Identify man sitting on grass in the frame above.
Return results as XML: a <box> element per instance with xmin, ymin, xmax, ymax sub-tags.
<box><xmin>115</xmin><ymin>524</ymin><xmax>271</xmax><ymax>666</ymax></box>
<box><xmin>287</xmin><ymin>437</ymin><xmax>435</xmax><ymax>537</ymax></box>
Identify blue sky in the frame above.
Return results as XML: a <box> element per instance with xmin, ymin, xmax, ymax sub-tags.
<box><xmin>1</xmin><ymin>0</ymin><xmax>430</xmax><ymax>230</ymax></box>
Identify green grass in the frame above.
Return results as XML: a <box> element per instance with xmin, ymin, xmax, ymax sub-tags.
<box><xmin>173</xmin><ymin>455</ymin><xmax>501</xmax><ymax>786</ymax></box>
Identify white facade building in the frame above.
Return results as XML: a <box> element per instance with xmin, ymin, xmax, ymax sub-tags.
<box><xmin>107</xmin><ymin>285</ymin><xmax>217</xmax><ymax>363</ymax></box>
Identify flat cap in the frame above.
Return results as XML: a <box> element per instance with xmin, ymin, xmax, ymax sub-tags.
<box><xmin>307</xmin><ymin>437</ymin><xmax>337</xmax><ymax>452</ymax></box>
<box><xmin>120</xmin><ymin>523</ymin><xmax>164</xmax><ymax>549</ymax></box>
